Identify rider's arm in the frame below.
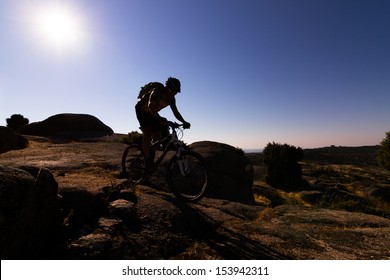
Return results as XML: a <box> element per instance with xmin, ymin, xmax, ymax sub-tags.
<box><xmin>170</xmin><ymin>98</ymin><xmax>190</xmax><ymax>127</ymax></box>
<box><xmin>147</xmin><ymin>91</ymin><xmax>165</xmax><ymax>121</ymax></box>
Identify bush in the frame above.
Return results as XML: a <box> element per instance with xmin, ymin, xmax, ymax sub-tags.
<box><xmin>263</xmin><ymin>142</ymin><xmax>304</xmax><ymax>191</ymax></box>
<box><xmin>377</xmin><ymin>131</ymin><xmax>390</xmax><ymax>172</ymax></box>
<box><xmin>123</xmin><ymin>131</ymin><xmax>143</xmax><ymax>145</ymax></box>
<box><xmin>6</xmin><ymin>114</ymin><xmax>29</xmax><ymax>130</ymax></box>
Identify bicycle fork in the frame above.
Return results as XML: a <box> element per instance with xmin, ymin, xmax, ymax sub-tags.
<box><xmin>175</xmin><ymin>148</ymin><xmax>189</xmax><ymax>176</ymax></box>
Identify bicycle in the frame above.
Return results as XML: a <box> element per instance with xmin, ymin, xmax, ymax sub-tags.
<box><xmin>121</xmin><ymin>121</ymin><xmax>208</xmax><ymax>202</ymax></box>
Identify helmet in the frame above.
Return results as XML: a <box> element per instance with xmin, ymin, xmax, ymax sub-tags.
<box><xmin>166</xmin><ymin>77</ymin><xmax>181</xmax><ymax>93</ymax></box>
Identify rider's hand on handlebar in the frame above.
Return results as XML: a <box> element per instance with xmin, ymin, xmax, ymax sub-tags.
<box><xmin>183</xmin><ymin>121</ymin><xmax>191</xmax><ymax>129</ymax></box>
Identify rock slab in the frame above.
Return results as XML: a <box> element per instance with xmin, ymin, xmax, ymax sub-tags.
<box><xmin>18</xmin><ymin>113</ymin><xmax>114</xmax><ymax>140</ymax></box>
<box><xmin>190</xmin><ymin>141</ymin><xmax>254</xmax><ymax>203</ymax></box>
<box><xmin>0</xmin><ymin>165</ymin><xmax>59</xmax><ymax>259</ymax></box>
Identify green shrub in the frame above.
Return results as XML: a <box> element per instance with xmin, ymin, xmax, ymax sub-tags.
<box><xmin>377</xmin><ymin>131</ymin><xmax>390</xmax><ymax>172</ymax></box>
<box><xmin>263</xmin><ymin>142</ymin><xmax>304</xmax><ymax>191</ymax></box>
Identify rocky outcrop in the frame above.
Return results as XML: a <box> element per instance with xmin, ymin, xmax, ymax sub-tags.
<box><xmin>0</xmin><ymin>166</ymin><xmax>59</xmax><ymax>259</ymax></box>
<box><xmin>63</xmin><ymin>183</ymin><xmax>283</xmax><ymax>260</ymax></box>
<box><xmin>1</xmin><ymin>137</ymin><xmax>390</xmax><ymax>260</ymax></box>
<box><xmin>18</xmin><ymin>113</ymin><xmax>114</xmax><ymax>140</ymax></box>
<box><xmin>0</xmin><ymin>126</ymin><xmax>28</xmax><ymax>153</ymax></box>
<box><xmin>189</xmin><ymin>141</ymin><xmax>254</xmax><ymax>203</ymax></box>
<box><xmin>63</xmin><ymin>183</ymin><xmax>390</xmax><ymax>260</ymax></box>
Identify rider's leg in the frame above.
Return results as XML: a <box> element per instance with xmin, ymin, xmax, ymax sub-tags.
<box><xmin>141</xmin><ymin>127</ymin><xmax>154</xmax><ymax>168</ymax></box>
<box><xmin>152</xmin><ymin>130</ymin><xmax>162</xmax><ymax>145</ymax></box>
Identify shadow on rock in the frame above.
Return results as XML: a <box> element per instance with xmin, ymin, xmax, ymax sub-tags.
<box><xmin>149</xmin><ymin>190</ymin><xmax>290</xmax><ymax>259</ymax></box>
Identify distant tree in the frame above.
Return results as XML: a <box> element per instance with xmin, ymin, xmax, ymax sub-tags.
<box><xmin>377</xmin><ymin>131</ymin><xmax>390</xmax><ymax>172</ymax></box>
<box><xmin>263</xmin><ymin>142</ymin><xmax>304</xmax><ymax>191</ymax></box>
<box><xmin>6</xmin><ymin>114</ymin><xmax>29</xmax><ymax>130</ymax></box>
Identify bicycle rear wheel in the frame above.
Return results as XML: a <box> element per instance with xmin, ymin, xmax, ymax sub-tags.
<box><xmin>168</xmin><ymin>150</ymin><xmax>208</xmax><ymax>202</ymax></box>
<box><xmin>121</xmin><ymin>144</ymin><xmax>146</xmax><ymax>183</ymax></box>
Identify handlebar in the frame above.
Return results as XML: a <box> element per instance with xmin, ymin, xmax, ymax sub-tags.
<box><xmin>168</xmin><ymin>121</ymin><xmax>189</xmax><ymax>130</ymax></box>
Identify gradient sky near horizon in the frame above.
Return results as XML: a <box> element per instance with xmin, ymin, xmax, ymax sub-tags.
<box><xmin>0</xmin><ymin>0</ymin><xmax>389</xmax><ymax>149</ymax></box>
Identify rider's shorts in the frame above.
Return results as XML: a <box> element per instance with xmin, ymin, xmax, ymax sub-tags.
<box><xmin>135</xmin><ymin>105</ymin><xmax>163</xmax><ymax>131</ymax></box>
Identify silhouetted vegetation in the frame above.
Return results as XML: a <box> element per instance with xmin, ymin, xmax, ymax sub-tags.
<box><xmin>122</xmin><ymin>131</ymin><xmax>143</xmax><ymax>145</ymax></box>
<box><xmin>263</xmin><ymin>142</ymin><xmax>304</xmax><ymax>191</ymax></box>
<box><xmin>6</xmin><ymin>114</ymin><xmax>29</xmax><ymax>130</ymax></box>
<box><xmin>377</xmin><ymin>131</ymin><xmax>390</xmax><ymax>172</ymax></box>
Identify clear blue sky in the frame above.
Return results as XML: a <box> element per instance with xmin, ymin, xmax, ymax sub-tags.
<box><xmin>1</xmin><ymin>0</ymin><xmax>389</xmax><ymax>149</ymax></box>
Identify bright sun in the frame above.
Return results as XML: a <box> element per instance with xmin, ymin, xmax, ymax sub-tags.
<box><xmin>34</xmin><ymin>4</ymin><xmax>84</xmax><ymax>51</ymax></box>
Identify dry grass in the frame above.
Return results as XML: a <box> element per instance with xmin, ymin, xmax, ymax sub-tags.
<box><xmin>54</xmin><ymin>167</ymin><xmax>118</xmax><ymax>191</ymax></box>
<box><xmin>175</xmin><ymin>241</ymin><xmax>223</xmax><ymax>260</ymax></box>
<box><xmin>256</xmin><ymin>208</ymin><xmax>275</xmax><ymax>221</ymax></box>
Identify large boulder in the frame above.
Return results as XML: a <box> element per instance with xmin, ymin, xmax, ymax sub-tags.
<box><xmin>189</xmin><ymin>141</ymin><xmax>254</xmax><ymax>203</ymax></box>
<box><xmin>0</xmin><ymin>165</ymin><xmax>59</xmax><ymax>259</ymax></box>
<box><xmin>0</xmin><ymin>126</ymin><xmax>28</xmax><ymax>153</ymax></box>
<box><xmin>18</xmin><ymin>113</ymin><xmax>114</xmax><ymax>140</ymax></box>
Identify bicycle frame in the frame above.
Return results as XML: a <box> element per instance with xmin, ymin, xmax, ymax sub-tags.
<box><xmin>122</xmin><ymin>121</ymin><xmax>207</xmax><ymax>202</ymax></box>
<box><xmin>151</xmin><ymin>123</ymin><xmax>187</xmax><ymax>173</ymax></box>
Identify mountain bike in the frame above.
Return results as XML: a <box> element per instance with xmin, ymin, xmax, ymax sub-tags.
<box><xmin>121</xmin><ymin>121</ymin><xmax>208</xmax><ymax>202</ymax></box>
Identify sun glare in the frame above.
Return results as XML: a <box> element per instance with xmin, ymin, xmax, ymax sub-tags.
<box><xmin>34</xmin><ymin>3</ymin><xmax>85</xmax><ymax>51</ymax></box>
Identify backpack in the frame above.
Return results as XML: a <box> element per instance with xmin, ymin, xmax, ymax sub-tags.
<box><xmin>137</xmin><ymin>82</ymin><xmax>164</xmax><ymax>99</ymax></box>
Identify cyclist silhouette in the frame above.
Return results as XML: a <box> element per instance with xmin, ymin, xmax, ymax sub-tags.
<box><xmin>135</xmin><ymin>77</ymin><xmax>191</xmax><ymax>168</ymax></box>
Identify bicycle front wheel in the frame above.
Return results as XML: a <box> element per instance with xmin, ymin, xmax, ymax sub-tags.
<box><xmin>168</xmin><ymin>151</ymin><xmax>208</xmax><ymax>202</ymax></box>
<box><xmin>121</xmin><ymin>144</ymin><xmax>146</xmax><ymax>183</ymax></box>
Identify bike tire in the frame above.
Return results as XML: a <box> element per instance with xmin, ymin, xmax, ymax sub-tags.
<box><xmin>121</xmin><ymin>144</ymin><xmax>146</xmax><ymax>183</ymax></box>
<box><xmin>167</xmin><ymin>150</ymin><xmax>208</xmax><ymax>202</ymax></box>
